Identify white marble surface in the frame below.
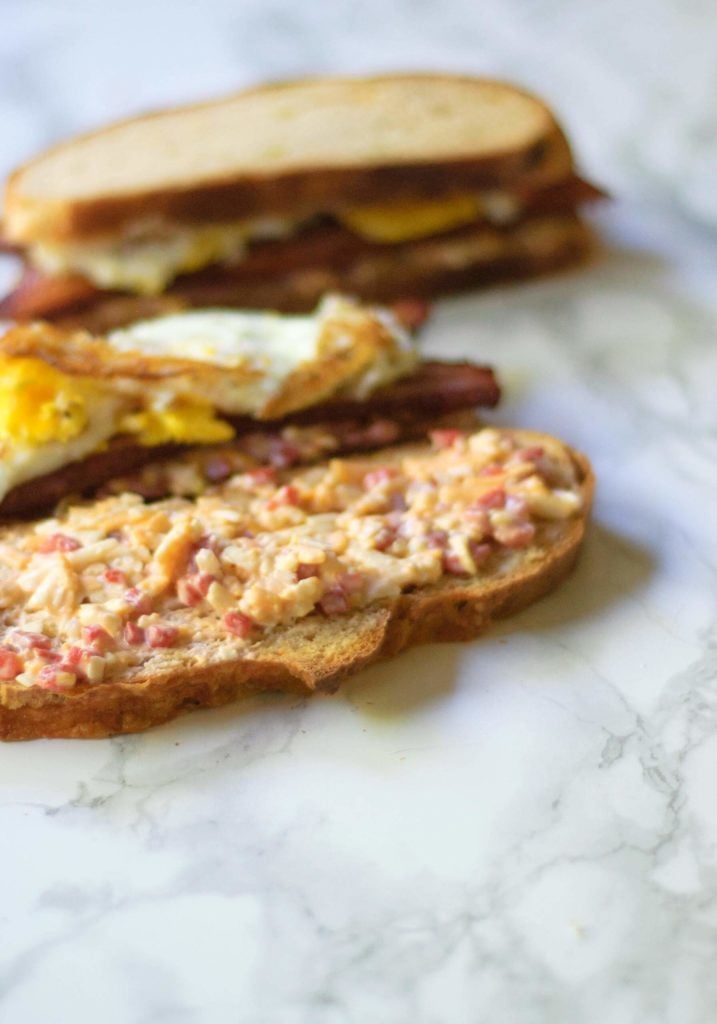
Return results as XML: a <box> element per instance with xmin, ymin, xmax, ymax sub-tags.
<box><xmin>1</xmin><ymin>3</ymin><xmax>717</xmax><ymax>1022</ymax></box>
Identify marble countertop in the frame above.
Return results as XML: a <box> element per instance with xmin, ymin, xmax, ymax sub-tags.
<box><xmin>1</xmin><ymin>3</ymin><xmax>716</xmax><ymax>1022</ymax></box>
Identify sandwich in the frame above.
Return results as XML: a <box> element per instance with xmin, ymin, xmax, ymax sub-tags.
<box><xmin>0</xmin><ymin>423</ymin><xmax>593</xmax><ymax>739</ymax></box>
<box><xmin>0</xmin><ymin>74</ymin><xmax>604</xmax><ymax>330</ymax></box>
<box><xmin>0</xmin><ymin>295</ymin><xmax>499</xmax><ymax>518</ymax></box>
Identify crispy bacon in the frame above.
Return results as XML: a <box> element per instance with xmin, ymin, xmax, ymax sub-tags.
<box><xmin>0</xmin><ymin>267</ymin><xmax>100</xmax><ymax>321</ymax></box>
<box><xmin>276</xmin><ymin>362</ymin><xmax>500</xmax><ymax>425</ymax></box>
<box><xmin>0</xmin><ymin>440</ymin><xmax>179</xmax><ymax>519</ymax></box>
<box><xmin>390</xmin><ymin>299</ymin><xmax>431</xmax><ymax>331</ymax></box>
<box><xmin>521</xmin><ymin>176</ymin><xmax>607</xmax><ymax>214</ymax></box>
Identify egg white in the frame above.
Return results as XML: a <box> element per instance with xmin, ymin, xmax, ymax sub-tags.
<box><xmin>0</xmin><ymin>397</ymin><xmax>124</xmax><ymax>503</ymax></box>
<box><xmin>108</xmin><ymin>297</ymin><xmax>416</xmax><ymax>417</ymax></box>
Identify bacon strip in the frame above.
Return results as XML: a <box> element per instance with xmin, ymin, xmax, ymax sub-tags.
<box><xmin>520</xmin><ymin>176</ymin><xmax>607</xmax><ymax>213</ymax></box>
<box><xmin>0</xmin><ymin>361</ymin><xmax>500</xmax><ymax>518</ymax></box>
<box><xmin>265</xmin><ymin>361</ymin><xmax>500</xmax><ymax>425</ymax></box>
<box><xmin>0</xmin><ymin>267</ymin><xmax>99</xmax><ymax>321</ymax></box>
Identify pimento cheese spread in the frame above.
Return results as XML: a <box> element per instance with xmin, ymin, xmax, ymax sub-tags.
<box><xmin>0</xmin><ymin>428</ymin><xmax>583</xmax><ymax>691</ymax></box>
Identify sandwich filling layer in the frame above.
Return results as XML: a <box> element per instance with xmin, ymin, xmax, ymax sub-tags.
<box><xmin>28</xmin><ymin>191</ymin><xmax>522</xmax><ymax>294</ymax></box>
<box><xmin>0</xmin><ymin>297</ymin><xmax>416</xmax><ymax>503</ymax></box>
<box><xmin>0</xmin><ymin>178</ymin><xmax>604</xmax><ymax>326</ymax></box>
<box><xmin>0</xmin><ymin>427</ymin><xmax>583</xmax><ymax>691</ymax></box>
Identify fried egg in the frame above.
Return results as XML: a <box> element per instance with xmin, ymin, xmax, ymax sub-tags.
<box><xmin>107</xmin><ymin>295</ymin><xmax>417</xmax><ymax>419</ymax></box>
<box><xmin>31</xmin><ymin>215</ymin><xmax>301</xmax><ymax>295</ymax></box>
<box><xmin>0</xmin><ymin>357</ymin><xmax>124</xmax><ymax>500</ymax></box>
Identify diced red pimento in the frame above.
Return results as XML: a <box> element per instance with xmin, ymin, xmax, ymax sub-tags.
<box><xmin>339</xmin><ymin>571</ymin><xmax>364</xmax><ymax>595</ymax></box>
<box><xmin>36</xmin><ymin>664</ymin><xmax>72</xmax><ymax>690</ymax></box>
<box><xmin>63</xmin><ymin>645</ymin><xmax>85</xmax><ymax>668</ymax></box>
<box><xmin>363</xmin><ymin>467</ymin><xmax>399</xmax><ymax>489</ymax></box>
<box><xmin>123</xmin><ymin>622</ymin><xmax>145</xmax><ymax>646</ymax></box>
<box><xmin>426</xmin><ymin>529</ymin><xmax>449</xmax><ymax>549</ymax></box>
<box><xmin>430</xmin><ymin>429</ymin><xmax>466</xmax><ymax>450</ymax></box>
<box><xmin>469</xmin><ymin>541</ymin><xmax>492</xmax><ymax>567</ymax></box>
<box><xmin>41</xmin><ymin>651</ymin><xmax>62</xmax><ymax>664</ymax></box>
<box><xmin>37</xmin><ymin>665</ymin><xmax>57</xmax><ymax>687</ymax></box>
<box><xmin>267</xmin><ymin>484</ymin><xmax>300</xmax><ymax>510</ymax></box>
<box><xmin>58</xmin><ymin>646</ymin><xmax>88</xmax><ymax>680</ymax></box>
<box><xmin>319</xmin><ymin>588</ymin><xmax>350</xmax><ymax>616</ymax></box>
<box><xmin>438</xmin><ymin>536</ymin><xmax>493</xmax><ymax>576</ymax></box>
<box><xmin>196</xmin><ymin>572</ymin><xmax>215</xmax><ymax>596</ymax></box>
<box><xmin>247</xmin><ymin>466</ymin><xmax>277</xmax><ymax>486</ymax></box>
<box><xmin>479</xmin><ymin>462</ymin><xmax>504</xmax><ymax>477</ymax></box>
<box><xmin>177</xmin><ymin>578</ymin><xmax>201</xmax><ymax>606</ymax></box>
<box><xmin>374</xmin><ymin>525</ymin><xmax>398</xmax><ymax>551</ymax></box>
<box><xmin>319</xmin><ymin>571</ymin><xmax>364</xmax><ymax>615</ymax></box>
<box><xmin>177</xmin><ymin>572</ymin><xmax>215</xmax><ymax>606</ymax></box>
<box><xmin>197</xmin><ymin>533</ymin><xmax>222</xmax><ymax>555</ymax></box>
<box><xmin>513</xmin><ymin>446</ymin><xmax>545</xmax><ymax>463</ymax></box>
<box><xmin>103</xmin><ymin>568</ymin><xmax>127</xmax><ymax>585</ymax></box>
<box><xmin>146</xmin><ymin>624</ymin><xmax>178</xmax><ymax>648</ymax></box>
<box><xmin>442</xmin><ymin>551</ymin><xmax>469</xmax><ymax>576</ymax></box>
<box><xmin>9</xmin><ymin>630</ymin><xmax>52</xmax><ymax>651</ymax></box>
<box><xmin>0</xmin><ymin>648</ymin><xmax>22</xmax><ymax>679</ymax></box>
<box><xmin>492</xmin><ymin>521</ymin><xmax>536</xmax><ymax>549</ymax></box>
<box><xmin>124</xmin><ymin>588</ymin><xmax>153</xmax><ymax>615</ymax></box>
<box><xmin>38</xmin><ymin>533</ymin><xmax>81</xmax><ymax>553</ymax></box>
<box><xmin>82</xmin><ymin>625</ymin><xmax>115</xmax><ymax>654</ymax></box>
<box><xmin>224</xmin><ymin>610</ymin><xmax>254</xmax><ymax>638</ymax></box>
<box><xmin>474</xmin><ymin>487</ymin><xmax>506</xmax><ymax>510</ymax></box>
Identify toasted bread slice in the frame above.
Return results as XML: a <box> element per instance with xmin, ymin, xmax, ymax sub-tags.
<box><xmin>0</xmin><ymin>428</ymin><xmax>593</xmax><ymax>740</ymax></box>
<box><xmin>5</xmin><ymin>75</ymin><xmax>573</xmax><ymax>245</ymax></box>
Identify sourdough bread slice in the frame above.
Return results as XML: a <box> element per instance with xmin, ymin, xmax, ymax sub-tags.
<box><xmin>5</xmin><ymin>75</ymin><xmax>573</xmax><ymax>244</ymax></box>
<box><xmin>0</xmin><ymin>431</ymin><xmax>593</xmax><ymax>740</ymax></box>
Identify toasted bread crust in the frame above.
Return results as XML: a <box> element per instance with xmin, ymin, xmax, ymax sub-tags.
<box><xmin>5</xmin><ymin>75</ymin><xmax>573</xmax><ymax>244</ymax></box>
<box><xmin>0</xmin><ymin>447</ymin><xmax>593</xmax><ymax>740</ymax></box>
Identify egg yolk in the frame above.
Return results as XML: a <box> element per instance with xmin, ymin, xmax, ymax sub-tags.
<box><xmin>0</xmin><ymin>357</ymin><xmax>92</xmax><ymax>444</ymax></box>
<box><xmin>340</xmin><ymin>193</ymin><xmax>482</xmax><ymax>243</ymax></box>
<box><xmin>119</xmin><ymin>403</ymin><xmax>235</xmax><ymax>446</ymax></box>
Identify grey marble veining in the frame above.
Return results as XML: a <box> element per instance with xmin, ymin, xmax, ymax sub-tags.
<box><xmin>1</xmin><ymin>3</ymin><xmax>716</xmax><ymax>1022</ymax></box>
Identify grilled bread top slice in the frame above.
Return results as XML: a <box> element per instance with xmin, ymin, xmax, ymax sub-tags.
<box><xmin>4</xmin><ymin>75</ymin><xmax>573</xmax><ymax>244</ymax></box>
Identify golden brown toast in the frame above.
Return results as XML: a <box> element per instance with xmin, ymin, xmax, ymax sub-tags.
<box><xmin>5</xmin><ymin>76</ymin><xmax>573</xmax><ymax>244</ymax></box>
